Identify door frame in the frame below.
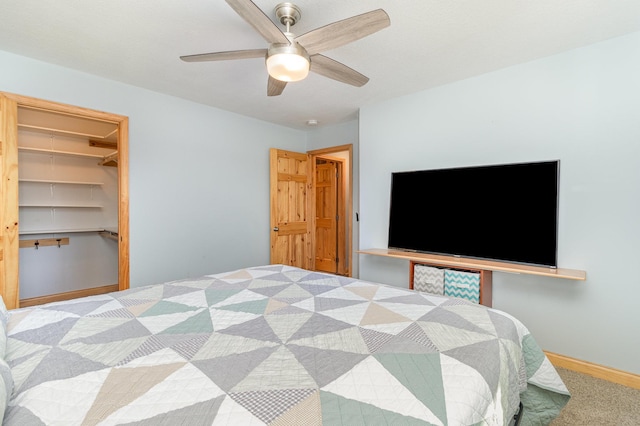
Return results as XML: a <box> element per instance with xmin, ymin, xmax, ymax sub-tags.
<box><xmin>0</xmin><ymin>92</ymin><xmax>129</xmax><ymax>308</ymax></box>
<box><xmin>308</xmin><ymin>144</ymin><xmax>353</xmax><ymax>277</ymax></box>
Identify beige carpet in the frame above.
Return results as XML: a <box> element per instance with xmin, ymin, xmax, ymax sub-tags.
<box><xmin>550</xmin><ymin>367</ymin><xmax>640</xmax><ymax>425</ymax></box>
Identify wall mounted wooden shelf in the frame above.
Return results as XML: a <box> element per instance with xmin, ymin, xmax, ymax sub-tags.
<box><xmin>358</xmin><ymin>248</ymin><xmax>586</xmax><ymax>281</ymax></box>
<box><xmin>19</xmin><ymin>237</ymin><xmax>70</xmax><ymax>249</ymax></box>
<box><xmin>18</xmin><ymin>146</ymin><xmax>106</xmax><ymax>159</ymax></box>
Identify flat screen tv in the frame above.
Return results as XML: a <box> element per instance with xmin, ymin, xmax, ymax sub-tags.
<box><xmin>388</xmin><ymin>160</ymin><xmax>559</xmax><ymax>267</ymax></box>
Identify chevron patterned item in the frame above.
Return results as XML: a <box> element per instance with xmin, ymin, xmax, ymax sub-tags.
<box><xmin>444</xmin><ymin>269</ymin><xmax>481</xmax><ymax>303</ymax></box>
<box><xmin>413</xmin><ymin>264</ymin><xmax>445</xmax><ymax>295</ymax></box>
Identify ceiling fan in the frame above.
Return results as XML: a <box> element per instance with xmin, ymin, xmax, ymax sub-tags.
<box><xmin>180</xmin><ymin>0</ymin><xmax>390</xmax><ymax>96</ymax></box>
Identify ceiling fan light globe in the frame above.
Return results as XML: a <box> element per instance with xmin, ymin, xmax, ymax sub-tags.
<box><xmin>267</xmin><ymin>53</ymin><xmax>309</xmax><ymax>82</ymax></box>
<box><xmin>267</xmin><ymin>43</ymin><xmax>310</xmax><ymax>82</ymax></box>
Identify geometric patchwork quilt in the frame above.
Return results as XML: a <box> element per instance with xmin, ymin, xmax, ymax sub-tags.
<box><xmin>3</xmin><ymin>265</ymin><xmax>569</xmax><ymax>425</ymax></box>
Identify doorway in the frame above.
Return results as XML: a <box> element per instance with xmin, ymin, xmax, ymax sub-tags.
<box><xmin>309</xmin><ymin>145</ymin><xmax>352</xmax><ymax>276</ymax></box>
<box><xmin>269</xmin><ymin>145</ymin><xmax>352</xmax><ymax>277</ymax></box>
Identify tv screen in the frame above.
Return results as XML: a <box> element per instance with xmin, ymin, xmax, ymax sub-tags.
<box><xmin>388</xmin><ymin>160</ymin><xmax>559</xmax><ymax>267</ymax></box>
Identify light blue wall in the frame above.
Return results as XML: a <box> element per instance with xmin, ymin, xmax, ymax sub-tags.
<box><xmin>306</xmin><ymin>120</ymin><xmax>358</xmax><ymax>151</ymax></box>
<box><xmin>359</xmin><ymin>32</ymin><xmax>640</xmax><ymax>374</ymax></box>
<box><xmin>0</xmin><ymin>50</ymin><xmax>306</xmax><ymax>288</ymax></box>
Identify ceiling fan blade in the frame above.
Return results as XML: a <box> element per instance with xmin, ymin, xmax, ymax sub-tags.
<box><xmin>180</xmin><ymin>49</ymin><xmax>267</xmax><ymax>62</ymax></box>
<box><xmin>294</xmin><ymin>9</ymin><xmax>390</xmax><ymax>55</ymax></box>
<box><xmin>267</xmin><ymin>76</ymin><xmax>287</xmax><ymax>96</ymax></box>
<box><xmin>226</xmin><ymin>0</ymin><xmax>290</xmax><ymax>45</ymax></box>
<box><xmin>310</xmin><ymin>54</ymin><xmax>369</xmax><ymax>87</ymax></box>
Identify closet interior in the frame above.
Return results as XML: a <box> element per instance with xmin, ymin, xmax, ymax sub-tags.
<box><xmin>0</xmin><ymin>93</ymin><xmax>129</xmax><ymax>308</ymax></box>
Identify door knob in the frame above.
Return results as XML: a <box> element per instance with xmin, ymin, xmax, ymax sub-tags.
<box><xmin>273</xmin><ymin>227</ymin><xmax>279</xmax><ymax>231</ymax></box>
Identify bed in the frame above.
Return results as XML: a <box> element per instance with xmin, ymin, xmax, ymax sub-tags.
<box><xmin>0</xmin><ymin>264</ymin><xmax>569</xmax><ymax>425</ymax></box>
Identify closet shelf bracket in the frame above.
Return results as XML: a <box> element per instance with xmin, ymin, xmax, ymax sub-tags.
<box><xmin>99</xmin><ymin>151</ymin><xmax>118</xmax><ymax>167</ymax></box>
<box><xmin>99</xmin><ymin>230</ymin><xmax>119</xmax><ymax>241</ymax></box>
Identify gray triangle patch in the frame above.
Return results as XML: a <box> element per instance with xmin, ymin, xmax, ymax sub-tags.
<box><xmin>192</xmin><ymin>346</ymin><xmax>278</xmax><ymax>392</ymax></box>
<box><xmin>289</xmin><ymin>313</ymin><xmax>354</xmax><ymax>341</ymax></box>
<box><xmin>18</xmin><ymin>347</ymin><xmax>108</xmax><ymax>394</ymax></box>
<box><xmin>288</xmin><ymin>344</ymin><xmax>369</xmax><ymax>387</ymax></box>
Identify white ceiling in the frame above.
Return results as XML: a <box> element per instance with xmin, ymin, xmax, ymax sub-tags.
<box><xmin>2</xmin><ymin>1</ymin><xmax>640</xmax><ymax>130</ymax></box>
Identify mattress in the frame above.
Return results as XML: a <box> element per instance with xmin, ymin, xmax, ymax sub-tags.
<box><xmin>1</xmin><ymin>264</ymin><xmax>569</xmax><ymax>425</ymax></box>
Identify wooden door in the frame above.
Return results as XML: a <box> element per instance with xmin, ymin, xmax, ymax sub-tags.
<box><xmin>0</xmin><ymin>95</ymin><xmax>20</xmax><ymax>309</ymax></box>
<box><xmin>269</xmin><ymin>148</ymin><xmax>313</xmax><ymax>269</ymax></box>
<box><xmin>315</xmin><ymin>159</ymin><xmax>338</xmax><ymax>273</ymax></box>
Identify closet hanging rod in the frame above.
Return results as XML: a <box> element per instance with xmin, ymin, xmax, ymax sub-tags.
<box><xmin>19</xmin><ymin>228</ymin><xmax>109</xmax><ymax>235</ymax></box>
<box><xmin>19</xmin><ymin>204</ymin><xmax>103</xmax><ymax>208</ymax></box>
<box><xmin>19</xmin><ymin>178</ymin><xmax>104</xmax><ymax>186</ymax></box>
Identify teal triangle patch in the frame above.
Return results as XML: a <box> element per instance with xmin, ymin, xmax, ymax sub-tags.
<box><xmin>374</xmin><ymin>353</ymin><xmax>447</xmax><ymax>425</ymax></box>
<box><xmin>139</xmin><ymin>300</ymin><xmax>198</xmax><ymax>317</ymax></box>
<box><xmin>161</xmin><ymin>309</ymin><xmax>213</xmax><ymax>334</ymax></box>
<box><xmin>320</xmin><ymin>391</ymin><xmax>435</xmax><ymax>425</ymax></box>
<box><xmin>220</xmin><ymin>298</ymin><xmax>269</xmax><ymax>315</ymax></box>
<box><xmin>205</xmin><ymin>288</ymin><xmax>243</xmax><ymax>306</ymax></box>
<box><xmin>522</xmin><ymin>334</ymin><xmax>546</xmax><ymax>378</ymax></box>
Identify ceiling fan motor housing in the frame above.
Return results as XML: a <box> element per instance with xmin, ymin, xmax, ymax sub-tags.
<box><xmin>275</xmin><ymin>3</ymin><xmax>302</xmax><ymax>28</ymax></box>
